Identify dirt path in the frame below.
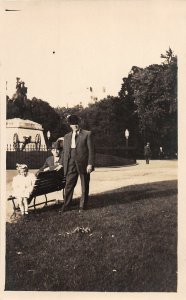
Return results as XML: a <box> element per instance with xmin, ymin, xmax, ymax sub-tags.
<box><xmin>6</xmin><ymin>160</ymin><xmax>177</xmax><ymax>222</ymax></box>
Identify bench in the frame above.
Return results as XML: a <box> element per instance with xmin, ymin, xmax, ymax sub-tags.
<box><xmin>7</xmin><ymin>168</ymin><xmax>66</xmax><ymax>213</ymax></box>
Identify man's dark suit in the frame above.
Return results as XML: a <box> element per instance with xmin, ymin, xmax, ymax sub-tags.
<box><xmin>62</xmin><ymin>129</ymin><xmax>95</xmax><ymax>210</ymax></box>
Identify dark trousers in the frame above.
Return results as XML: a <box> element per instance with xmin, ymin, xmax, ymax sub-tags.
<box><xmin>64</xmin><ymin>149</ymin><xmax>90</xmax><ymax>209</ymax></box>
<box><xmin>145</xmin><ymin>156</ymin><xmax>150</xmax><ymax>164</ymax></box>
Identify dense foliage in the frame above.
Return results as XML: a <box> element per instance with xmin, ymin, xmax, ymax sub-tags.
<box><xmin>119</xmin><ymin>48</ymin><xmax>177</xmax><ymax>155</ymax></box>
<box><xmin>7</xmin><ymin>49</ymin><xmax>177</xmax><ymax>157</ymax></box>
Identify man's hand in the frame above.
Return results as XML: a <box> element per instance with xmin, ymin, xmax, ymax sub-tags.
<box><xmin>44</xmin><ymin>167</ymin><xmax>50</xmax><ymax>172</ymax></box>
<box><xmin>87</xmin><ymin>165</ymin><xmax>93</xmax><ymax>174</ymax></box>
<box><xmin>55</xmin><ymin>164</ymin><xmax>63</xmax><ymax>171</ymax></box>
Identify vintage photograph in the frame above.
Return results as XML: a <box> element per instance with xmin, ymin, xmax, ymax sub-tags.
<box><xmin>1</xmin><ymin>0</ymin><xmax>185</xmax><ymax>297</ymax></box>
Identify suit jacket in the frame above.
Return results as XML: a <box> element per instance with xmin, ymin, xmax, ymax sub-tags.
<box><xmin>62</xmin><ymin>129</ymin><xmax>95</xmax><ymax>175</ymax></box>
<box><xmin>144</xmin><ymin>145</ymin><xmax>151</xmax><ymax>156</ymax></box>
<box><xmin>39</xmin><ymin>155</ymin><xmax>63</xmax><ymax>172</ymax></box>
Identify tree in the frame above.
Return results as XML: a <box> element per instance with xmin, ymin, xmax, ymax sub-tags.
<box><xmin>7</xmin><ymin>50</ymin><xmax>177</xmax><ymax>158</ymax></box>
<box><xmin>6</xmin><ymin>81</ymin><xmax>62</xmax><ymax>142</ymax></box>
<box><xmin>160</xmin><ymin>47</ymin><xmax>174</xmax><ymax>65</ymax></box>
<box><xmin>119</xmin><ymin>49</ymin><xmax>177</xmax><ymax>156</ymax></box>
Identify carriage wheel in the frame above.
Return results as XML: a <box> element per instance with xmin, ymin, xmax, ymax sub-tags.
<box><xmin>13</xmin><ymin>133</ymin><xmax>19</xmax><ymax>150</ymax></box>
<box><xmin>35</xmin><ymin>134</ymin><xmax>41</xmax><ymax>151</ymax></box>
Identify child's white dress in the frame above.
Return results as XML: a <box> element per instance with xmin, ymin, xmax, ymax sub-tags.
<box><xmin>12</xmin><ymin>172</ymin><xmax>36</xmax><ymax>214</ymax></box>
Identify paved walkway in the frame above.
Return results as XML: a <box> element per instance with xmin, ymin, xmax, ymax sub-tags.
<box><xmin>6</xmin><ymin>160</ymin><xmax>177</xmax><ymax>222</ymax></box>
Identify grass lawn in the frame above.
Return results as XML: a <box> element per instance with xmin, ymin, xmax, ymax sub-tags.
<box><xmin>5</xmin><ymin>179</ymin><xmax>177</xmax><ymax>292</ymax></box>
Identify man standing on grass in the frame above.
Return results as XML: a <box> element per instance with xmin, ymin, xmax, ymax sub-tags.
<box><xmin>61</xmin><ymin>114</ymin><xmax>95</xmax><ymax>213</ymax></box>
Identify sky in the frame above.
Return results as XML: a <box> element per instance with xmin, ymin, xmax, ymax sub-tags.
<box><xmin>1</xmin><ymin>0</ymin><xmax>186</xmax><ymax>108</ymax></box>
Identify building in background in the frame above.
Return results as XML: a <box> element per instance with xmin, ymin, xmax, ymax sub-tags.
<box><xmin>6</xmin><ymin>118</ymin><xmax>46</xmax><ymax>151</ymax></box>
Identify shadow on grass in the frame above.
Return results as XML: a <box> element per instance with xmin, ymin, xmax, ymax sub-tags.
<box><xmin>9</xmin><ymin>180</ymin><xmax>177</xmax><ymax>217</ymax></box>
<box><xmin>87</xmin><ymin>179</ymin><xmax>177</xmax><ymax>210</ymax></box>
<box><xmin>5</xmin><ymin>179</ymin><xmax>177</xmax><ymax>292</ymax></box>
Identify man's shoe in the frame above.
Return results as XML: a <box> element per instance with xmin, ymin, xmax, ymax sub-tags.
<box><xmin>60</xmin><ymin>204</ymin><xmax>67</xmax><ymax>213</ymax></box>
<box><xmin>55</xmin><ymin>199</ymin><xmax>64</xmax><ymax>205</ymax></box>
<box><xmin>58</xmin><ymin>199</ymin><xmax>64</xmax><ymax>203</ymax></box>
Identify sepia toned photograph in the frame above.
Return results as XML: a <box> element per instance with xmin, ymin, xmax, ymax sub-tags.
<box><xmin>1</xmin><ymin>0</ymin><xmax>186</xmax><ymax>298</ymax></box>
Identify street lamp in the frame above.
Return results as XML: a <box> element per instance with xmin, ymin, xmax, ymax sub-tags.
<box><xmin>47</xmin><ymin>131</ymin><xmax>51</xmax><ymax>149</ymax></box>
<box><xmin>125</xmin><ymin>129</ymin><xmax>129</xmax><ymax>158</ymax></box>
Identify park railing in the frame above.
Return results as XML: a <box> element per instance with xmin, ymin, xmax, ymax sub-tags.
<box><xmin>6</xmin><ymin>144</ymin><xmax>51</xmax><ymax>170</ymax></box>
<box><xmin>6</xmin><ymin>145</ymin><xmax>137</xmax><ymax>170</ymax></box>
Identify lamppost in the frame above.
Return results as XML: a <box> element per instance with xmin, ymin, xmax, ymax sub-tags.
<box><xmin>47</xmin><ymin>131</ymin><xmax>51</xmax><ymax>150</ymax></box>
<box><xmin>125</xmin><ymin>129</ymin><xmax>129</xmax><ymax>158</ymax></box>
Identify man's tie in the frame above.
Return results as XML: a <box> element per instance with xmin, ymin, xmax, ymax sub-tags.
<box><xmin>71</xmin><ymin>131</ymin><xmax>78</xmax><ymax>148</ymax></box>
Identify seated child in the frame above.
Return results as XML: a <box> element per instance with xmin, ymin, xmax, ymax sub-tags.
<box><xmin>37</xmin><ymin>141</ymin><xmax>64</xmax><ymax>202</ymax></box>
<box><xmin>12</xmin><ymin>164</ymin><xmax>36</xmax><ymax>215</ymax></box>
<box><xmin>38</xmin><ymin>141</ymin><xmax>63</xmax><ymax>172</ymax></box>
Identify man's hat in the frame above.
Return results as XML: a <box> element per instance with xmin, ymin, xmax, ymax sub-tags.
<box><xmin>50</xmin><ymin>141</ymin><xmax>59</xmax><ymax>150</ymax></box>
<box><xmin>67</xmin><ymin>114</ymin><xmax>80</xmax><ymax>125</ymax></box>
<box><xmin>56</xmin><ymin>137</ymin><xmax>64</xmax><ymax>150</ymax></box>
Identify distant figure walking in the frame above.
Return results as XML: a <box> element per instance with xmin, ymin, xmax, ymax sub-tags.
<box><xmin>159</xmin><ymin>146</ymin><xmax>164</xmax><ymax>159</ymax></box>
<box><xmin>144</xmin><ymin>142</ymin><xmax>151</xmax><ymax>164</ymax></box>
